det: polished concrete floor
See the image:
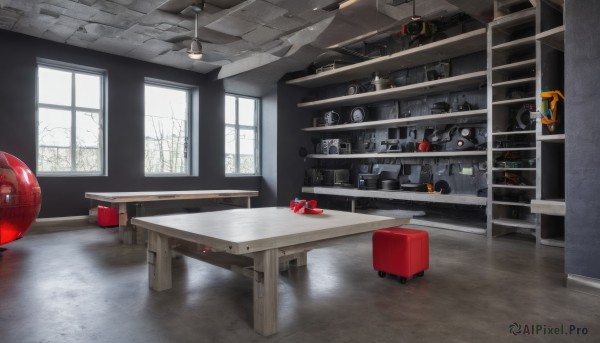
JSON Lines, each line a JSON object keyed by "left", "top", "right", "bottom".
{"left": 1, "top": 225, "right": 598, "bottom": 343}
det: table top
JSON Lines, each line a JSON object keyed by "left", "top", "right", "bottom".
{"left": 131, "top": 207, "right": 409, "bottom": 255}
{"left": 85, "top": 190, "right": 258, "bottom": 203}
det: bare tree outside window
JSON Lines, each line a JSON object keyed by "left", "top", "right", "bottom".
{"left": 225, "top": 94, "right": 259, "bottom": 175}
{"left": 144, "top": 84, "right": 190, "bottom": 175}
{"left": 36, "top": 65, "right": 104, "bottom": 174}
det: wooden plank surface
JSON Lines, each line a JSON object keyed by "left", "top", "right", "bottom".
{"left": 131, "top": 207, "right": 408, "bottom": 255}
{"left": 85, "top": 190, "right": 258, "bottom": 203}
{"left": 286, "top": 28, "right": 487, "bottom": 88}
{"left": 297, "top": 71, "right": 487, "bottom": 109}
{"left": 307, "top": 150, "right": 487, "bottom": 159}
{"left": 530, "top": 199, "right": 565, "bottom": 216}
{"left": 302, "top": 109, "right": 487, "bottom": 132}
{"left": 302, "top": 186, "right": 487, "bottom": 206}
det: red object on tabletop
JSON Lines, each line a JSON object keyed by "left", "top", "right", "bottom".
{"left": 372, "top": 227, "right": 429, "bottom": 284}
{"left": 290, "top": 199, "right": 323, "bottom": 214}
{"left": 0, "top": 151, "right": 42, "bottom": 246}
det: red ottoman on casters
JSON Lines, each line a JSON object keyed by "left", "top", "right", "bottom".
{"left": 373, "top": 227, "right": 429, "bottom": 284}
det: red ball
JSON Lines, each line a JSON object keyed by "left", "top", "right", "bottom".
{"left": 0, "top": 151, "right": 42, "bottom": 246}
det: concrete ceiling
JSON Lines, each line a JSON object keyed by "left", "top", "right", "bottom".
{"left": 0, "top": 0, "right": 492, "bottom": 93}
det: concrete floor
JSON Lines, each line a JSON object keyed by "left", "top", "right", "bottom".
{"left": 1, "top": 225, "right": 598, "bottom": 343}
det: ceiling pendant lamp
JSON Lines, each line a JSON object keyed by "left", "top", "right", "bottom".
{"left": 187, "top": 1, "right": 204, "bottom": 60}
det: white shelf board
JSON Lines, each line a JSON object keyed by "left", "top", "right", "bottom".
{"left": 540, "top": 238, "right": 565, "bottom": 248}
{"left": 302, "top": 186, "right": 487, "bottom": 206}
{"left": 297, "top": 71, "right": 487, "bottom": 110}
{"left": 409, "top": 219, "right": 486, "bottom": 235}
{"left": 492, "top": 77, "right": 536, "bottom": 87}
{"left": 492, "top": 5, "right": 536, "bottom": 28}
{"left": 536, "top": 25, "right": 565, "bottom": 52}
{"left": 491, "top": 184, "right": 536, "bottom": 190}
{"left": 531, "top": 199, "right": 565, "bottom": 216}
{"left": 286, "top": 28, "right": 487, "bottom": 88}
{"left": 537, "top": 134, "right": 565, "bottom": 142}
{"left": 492, "top": 36, "right": 536, "bottom": 53}
{"left": 493, "top": 201, "right": 531, "bottom": 207}
{"left": 492, "top": 59, "right": 536, "bottom": 72}
{"left": 492, "top": 147, "right": 536, "bottom": 151}
{"left": 492, "top": 130, "right": 536, "bottom": 136}
{"left": 307, "top": 151, "right": 487, "bottom": 159}
{"left": 492, "top": 167, "right": 536, "bottom": 171}
{"left": 302, "top": 109, "right": 487, "bottom": 132}
{"left": 492, "top": 97, "right": 536, "bottom": 106}
{"left": 492, "top": 218, "right": 537, "bottom": 229}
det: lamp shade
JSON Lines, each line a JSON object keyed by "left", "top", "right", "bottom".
{"left": 188, "top": 38, "right": 203, "bottom": 60}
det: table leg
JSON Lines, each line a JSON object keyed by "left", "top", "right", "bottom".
{"left": 247, "top": 196, "right": 252, "bottom": 209}
{"left": 135, "top": 203, "right": 147, "bottom": 246}
{"left": 118, "top": 203, "right": 137, "bottom": 244}
{"left": 290, "top": 251, "right": 308, "bottom": 267}
{"left": 147, "top": 231, "right": 172, "bottom": 291}
{"left": 253, "top": 249, "right": 278, "bottom": 336}
{"left": 351, "top": 199, "right": 356, "bottom": 213}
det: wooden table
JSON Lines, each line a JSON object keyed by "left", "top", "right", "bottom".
{"left": 85, "top": 190, "right": 258, "bottom": 244}
{"left": 131, "top": 207, "right": 408, "bottom": 336}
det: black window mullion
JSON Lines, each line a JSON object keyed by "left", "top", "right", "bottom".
{"left": 235, "top": 96, "right": 240, "bottom": 174}
{"left": 71, "top": 72, "right": 77, "bottom": 172}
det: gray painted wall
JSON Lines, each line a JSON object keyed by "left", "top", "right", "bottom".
{"left": 565, "top": 0, "right": 600, "bottom": 279}
{"left": 0, "top": 30, "right": 261, "bottom": 218}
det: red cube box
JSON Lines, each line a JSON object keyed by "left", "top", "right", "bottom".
{"left": 372, "top": 227, "right": 429, "bottom": 283}
{"left": 97, "top": 206, "right": 119, "bottom": 227}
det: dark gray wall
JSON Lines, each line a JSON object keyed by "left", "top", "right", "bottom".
{"left": 258, "top": 83, "right": 312, "bottom": 207}
{"left": 259, "top": 87, "right": 278, "bottom": 207}
{"left": 565, "top": 0, "right": 600, "bottom": 279}
{"left": 0, "top": 30, "right": 261, "bottom": 218}
{"left": 275, "top": 84, "right": 312, "bottom": 206}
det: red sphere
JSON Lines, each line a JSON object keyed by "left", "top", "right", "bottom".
{"left": 0, "top": 151, "right": 42, "bottom": 246}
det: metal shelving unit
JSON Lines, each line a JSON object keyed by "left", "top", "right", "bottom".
{"left": 488, "top": 2, "right": 538, "bottom": 238}
{"left": 289, "top": 27, "right": 489, "bottom": 235}
{"left": 534, "top": 0, "right": 565, "bottom": 247}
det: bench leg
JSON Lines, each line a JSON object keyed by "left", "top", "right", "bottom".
{"left": 147, "top": 231, "right": 172, "bottom": 291}
{"left": 290, "top": 251, "right": 308, "bottom": 267}
{"left": 118, "top": 203, "right": 137, "bottom": 244}
{"left": 253, "top": 249, "right": 278, "bottom": 336}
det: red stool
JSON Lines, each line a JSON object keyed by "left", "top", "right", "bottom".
{"left": 97, "top": 206, "right": 119, "bottom": 227}
{"left": 373, "top": 227, "right": 429, "bottom": 284}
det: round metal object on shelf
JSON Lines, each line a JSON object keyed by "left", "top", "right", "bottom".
{"left": 346, "top": 83, "right": 362, "bottom": 95}
{"left": 434, "top": 180, "right": 451, "bottom": 194}
{"left": 350, "top": 107, "right": 367, "bottom": 123}
{"left": 380, "top": 179, "right": 399, "bottom": 191}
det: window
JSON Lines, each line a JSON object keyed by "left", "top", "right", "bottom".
{"left": 225, "top": 94, "right": 260, "bottom": 175}
{"left": 144, "top": 83, "right": 191, "bottom": 175}
{"left": 36, "top": 64, "right": 105, "bottom": 175}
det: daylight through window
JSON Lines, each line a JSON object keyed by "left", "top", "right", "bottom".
{"left": 144, "top": 83, "right": 191, "bottom": 175}
{"left": 225, "top": 94, "right": 259, "bottom": 175}
{"left": 36, "top": 65, "right": 105, "bottom": 174}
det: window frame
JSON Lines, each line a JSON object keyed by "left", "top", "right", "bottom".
{"left": 225, "top": 93, "right": 261, "bottom": 176}
{"left": 35, "top": 61, "right": 106, "bottom": 176}
{"left": 143, "top": 80, "right": 193, "bottom": 177}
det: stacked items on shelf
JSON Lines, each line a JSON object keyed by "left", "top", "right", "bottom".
{"left": 288, "top": 14, "right": 489, "bottom": 232}
{"left": 532, "top": 0, "right": 565, "bottom": 247}
{"left": 487, "top": 4, "right": 538, "bottom": 238}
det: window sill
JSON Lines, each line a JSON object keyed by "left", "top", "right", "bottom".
{"left": 37, "top": 173, "right": 106, "bottom": 177}
{"left": 226, "top": 174, "right": 262, "bottom": 178}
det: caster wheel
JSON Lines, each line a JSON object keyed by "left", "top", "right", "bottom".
{"left": 417, "top": 271, "right": 425, "bottom": 277}
{"left": 399, "top": 277, "right": 407, "bottom": 284}
{"left": 377, "top": 271, "right": 387, "bottom": 278}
